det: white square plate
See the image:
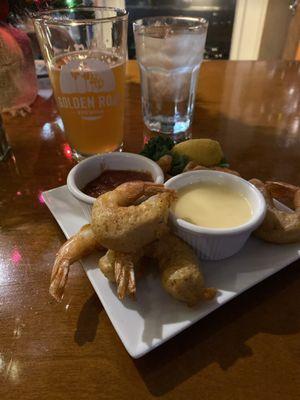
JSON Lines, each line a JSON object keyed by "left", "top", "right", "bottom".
{"left": 43, "top": 186, "right": 300, "bottom": 358}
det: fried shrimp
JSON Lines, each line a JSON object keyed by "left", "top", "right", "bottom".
{"left": 147, "top": 233, "right": 216, "bottom": 306}
{"left": 99, "top": 250, "right": 143, "bottom": 299}
{"left": 99, "top": 234, "right": 216, "bottom": 305}
{"left": 250, "top": 179, "right": 300, "bottom": 244}
{"left": 156, "top": 154, "right": 173, "bottom": 174}
{"left": 184, "top": 162, "right": 240, "bottom": 177}
{"left": 50, "top": 181, "right": 175, "bottom": 301}
{"left": 91, "top": 181, "right": 176, "bottom": 253}
{"left": 50, "top": 224, "right": 102, "bottom": 301}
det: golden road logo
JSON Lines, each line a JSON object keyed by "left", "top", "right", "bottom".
{"left": 70, "top": 70, "right": 105, "bottom": 91}
{"left": 58, "top": 58, "right": 118, "bottom": 121}
{"left": 60, "top": 58, "right": 116, "bottom": 93}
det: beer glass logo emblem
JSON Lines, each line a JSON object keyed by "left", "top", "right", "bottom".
{"left": 58, "top": 58, "right": 117, "bottom": 120}
{"left": 60, "top": 59, "right": 116, "bottom": 93}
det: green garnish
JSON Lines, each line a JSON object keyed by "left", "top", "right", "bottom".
{"left": 140, "top": 136, "right": 174, "bottom": 161}
{"left": 140, "top": 136, "right": 228, "bottom": 175}
{"left": 140, "top": 136, "right": 189, "bottom": 175}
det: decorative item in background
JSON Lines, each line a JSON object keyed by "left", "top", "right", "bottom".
{"left": 0, "top": 23, "right": 38, "bottom": 115}
{"left": 0, "top": 115, "right": 11, "bottom": 161}
{"left": 0, "top": 0, "right": 84, "bottom": 115}
{"left": 5, "top": 0, "right": 85, "bottom": 16}
{"left": 0, "top": 0, "right": 38, "bottom": 116}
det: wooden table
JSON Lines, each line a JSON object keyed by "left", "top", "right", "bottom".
{"left": 1, "top": 61, "right": 300, "bottom": 400}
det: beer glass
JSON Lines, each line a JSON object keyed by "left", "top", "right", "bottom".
{"left": 34, "top": 7, "right": 128, "bottom": 160}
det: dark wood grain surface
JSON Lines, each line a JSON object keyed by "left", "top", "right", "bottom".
{"left": 1, "top": 61, "right": 300, "bottom": 400}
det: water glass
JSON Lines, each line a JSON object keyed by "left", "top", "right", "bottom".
{"left": 133, "top": 16, "right": 208, "bottom": 137}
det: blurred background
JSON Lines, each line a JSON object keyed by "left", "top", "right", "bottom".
{"left": 6, "top": 0, "right": 300, "bottom": 62}
{"left": 126, "top": 0, "right": 300, "bottom": 61}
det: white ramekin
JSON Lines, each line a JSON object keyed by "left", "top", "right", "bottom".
{"left": 67, "top": 152, "right": 164, "bottom": 221}
{"left": 165, "top": 170, "right": 266, "bottom": 260}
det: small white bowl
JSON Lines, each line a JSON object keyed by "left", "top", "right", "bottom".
{"left": 165, "top": 170, "right": 266, "bottom": 260}
{"left": 67, "top": 152, "right": 164, "bottom": 220}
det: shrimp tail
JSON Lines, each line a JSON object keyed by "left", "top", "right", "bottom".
{"left": 50, "top": 224, "right": 101, "bottom": 302}
{"left": 49, "top": 259, "right": 71, "bottom": 302}
{"left": 265, "top": 181, "right": 300, "bottom": 210}
{"left": 115, "top": 254, "right": 136, "bottom": 299}
{"left": 250, "top": 179, "right": 275, "bottom": 207}
{"left": 250, "top": 180, "right": 300, "bottom": 244}
{"left": 99, "top": 250, "right": 144, "bottom": 299}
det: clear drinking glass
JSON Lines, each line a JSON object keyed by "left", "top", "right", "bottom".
{"left": 133, "top": 16, "right": 208, "bottom": 137}
{"left": 33, "top": 7, "right": 128, "bottom": 161}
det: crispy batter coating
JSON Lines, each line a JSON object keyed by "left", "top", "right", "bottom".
{"left": 99, "top": 234, "right": 216, "bottom": 305}
{"left": 157, "top": 154, "right": 173, "bottom": 174}
{"left": 250, "top": 179, "right": 300, "bottom": 244}
{"left": 91, "top": 181, "right": 175, "bottom": 253}
{"left": 147, "top": 234, "right": 216, "bottom": 306}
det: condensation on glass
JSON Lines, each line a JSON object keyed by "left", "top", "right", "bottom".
{"left": 134, "top": 16, "right": 208, "bottom": 137}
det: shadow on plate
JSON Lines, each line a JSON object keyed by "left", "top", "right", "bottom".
{"left": 133, "top": 261, "right": 300, "bottom": 396}
{"left": 118, "top": 258, "right": 222, "bottom": 347}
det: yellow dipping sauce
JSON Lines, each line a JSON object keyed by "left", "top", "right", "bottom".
{"left": 173, "top": 182, "right": 253, "bottom": 229}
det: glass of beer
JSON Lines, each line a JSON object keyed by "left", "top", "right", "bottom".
{"left": 33, "top": 7, "right": 128, "bottom": 160}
